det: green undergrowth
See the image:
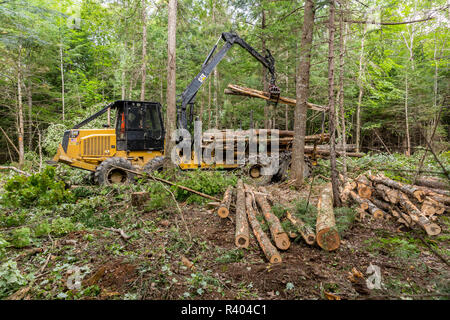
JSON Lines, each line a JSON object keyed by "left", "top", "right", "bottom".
{"left": 315, "top": 151, "right": 449, "bottom": 183}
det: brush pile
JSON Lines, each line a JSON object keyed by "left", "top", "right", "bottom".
{"left": 340, "top": 173, "right": 449, "bottom": 236}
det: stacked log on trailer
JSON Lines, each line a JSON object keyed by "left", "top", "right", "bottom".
{"left": 202, "top": 129, "right": 364, "bottom": 162}
{"left": 341, "top": 173, "right": 448, "bottom": 236}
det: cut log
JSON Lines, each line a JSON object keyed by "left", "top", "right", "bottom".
{"left": 369, "top": 175, "right": 425, "bottom": 202}
{"left": 356, "top": 175, "right": 372, "bottom": 199}
{"left": 254, "top": 192, "right": 290, "bottom": 250}
{"left": 286, "top": 211, "right": 316, "bottom": 245}
{"left": 224, "top": 84, "right": 329, "bottom": 112}
{"left": 423, "top": 196, "right": 445, "bottom": 215}
{"left": 371, "top": 198, "right": 391, "bottom": 212}
{"left": 374, "top": 183, "right": 400, "bottom": 204}
{"left": 217, "top": 186, "right": 233, "bottom": 218}
{"left": 339, "top": 175, "right": 357, "bottom": 203}
{"left": 366, "top": 200, "right": 385, "bottom": 219}
{"left": 316, "top": 183, "right": 340, "bottom": 251}
{"left": 417, "top": 188, "right": 450, "bottom": 205}
{"left": 349, "top": 191, "right": 369, "bottom": 210}
{"left": 415, "top": 176, "right": 449, "bottom": 191}
{"left": 417, "top": 186, "right": 450, "bottom": 197}
{"left": 131, "top": 192, "right": 150, "bottom": 211}
{"left": 235, "top": 180, "right": 249, "bottom": 248}
{"left": 245, "top": 190, "right": 282, "bottom": 263}
{"left": 398, "top": 192, "right": 441, "bottom": 236}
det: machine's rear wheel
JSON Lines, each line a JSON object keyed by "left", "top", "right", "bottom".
{"left": 94, "top": 157, "right": 136, "bottom": 185}
{"left": 143, "top": 156, "right": 164, "bottom": 175}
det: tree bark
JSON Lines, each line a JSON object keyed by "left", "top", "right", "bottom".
{"left": 327, "top": 0, "right": 341, "bottom": 207}
{"left": 59, "top": 43, "right": 65, "bottom": 122}
{"left": 235, "top": 180, "right": 249, "bottom": 247}
{"left": 415, "top": 177, "right": 449, "bottom": 191}
{"left": 17, "top": 46, "right": 25, "bottom": 168}
{"left": 398, "top": 192, "right": 441, "bottom": 236}
{"left": 337, "top": 2, "right": 348, "bottom": 177}
{"left": 316, "top": 183, "right": 340, "bottom": 251}
{"left": 245, "top": 189, "right": 282, "bottom": 263}
{"left": 140, "top": 0, "right": 148, "bottom": 101}
{"left": 218, "top": 185, "right": 233, "bottom": 218}
{"left": 163, "top": 0, "right": 177, "bottom": 169}
{"left": 356, "top": 23, "right": 366, "bottom": 153}
{"left": 286, "top": 211, "right": 315, "bottom": 245}
{"left": 368, "top": 174, "right": 425, "bottom": 202}
{"left": 254, "top": 192, "right": 290, "bottom": 250}
{"left": 291, "top": 0, "right": 315, "bottom": 187}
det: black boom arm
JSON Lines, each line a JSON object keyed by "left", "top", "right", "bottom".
{"left": 176, "top": 32, "right": 278, "bottom": 130}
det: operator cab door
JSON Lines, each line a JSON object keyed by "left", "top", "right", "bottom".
{"left": 115, "top": 101, "right": 164, "bottom": 151}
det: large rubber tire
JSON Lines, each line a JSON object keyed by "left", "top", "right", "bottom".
{"left": 94, "top": 157, "right": 136, "bottom": 185}
{"left": 274, "top": 154, "right": 312, "bottom": 182}
{"left": 143, "top": 156, "right": 164, "bottom": 174}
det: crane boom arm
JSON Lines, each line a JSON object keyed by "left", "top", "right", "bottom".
{"left": 177, "top": 32, "right": 278, "bottom": 129}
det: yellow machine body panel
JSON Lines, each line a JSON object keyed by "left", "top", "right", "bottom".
{"left": 53, "top": 128, "right": 164, "bottom": 172}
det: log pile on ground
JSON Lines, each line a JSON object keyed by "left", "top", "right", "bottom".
{"left": 341, "top": 173, "right": 448, "bottom": 236}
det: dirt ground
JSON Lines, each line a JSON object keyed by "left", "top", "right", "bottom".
{"left": 13, "top": 181, "right": 449, "bottom": 300}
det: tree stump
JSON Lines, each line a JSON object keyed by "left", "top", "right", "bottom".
{"left": 131, "top": 192, "right": 150, "bottom": 211}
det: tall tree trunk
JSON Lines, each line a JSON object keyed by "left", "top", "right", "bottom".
{"left": 59, "top": 44, "right": 65, "bottom": 122}
{"left": 292, "top": 0, "right": 315, "bottom": 187}
{"left": 17, "top": 47, "right": 25, "bottom": 168}
{"left": 140, "top": 0, "right": 148, "bottom": 101}
{"left": 208, "top": 76, "right": 212, "bottom": 129}
{"left": 26, "top": 78, "right": 32, "bottom": 150}
{"left": 404, "top": 73, "right": 411, "bottom": 156}
{"left": 356, "top": 23, "right": 366, "bottom": 153}
{"left": 164, "top": 0, "right": 177, "bottom": 169}
{"left": 327, "top": 0, "right": 341, "bottom": 207}
{"left": 401, "top": 1, "right": 416, "bottom": 157}
{"left": 261, "top": 7, "right": 270, "bottom": 129}
{"left": 337, "top": 2, "right": 348, "bottom": 178}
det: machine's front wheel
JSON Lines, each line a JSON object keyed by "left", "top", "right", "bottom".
{"left": 143, "top": 156, "right": 164, "bottom": 175}
{"left": 94, "top": 157, "right": 136, "bottom": 185}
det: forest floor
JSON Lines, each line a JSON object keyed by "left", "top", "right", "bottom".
{"left": 1, "top": 165, "right": 449, "bottom": 300}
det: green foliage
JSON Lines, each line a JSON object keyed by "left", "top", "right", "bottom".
{"left": 174, "top": 170, "right": 238, "bottom": 204}
{"left": 1, "top": 167, "right": 75, "bottom": 208}
{"left": 0, "top": 235, "right": 9, "bottom": 260}
{"left": 0, "top": 261, "right": 31, "bottom": 299}
{"left": 11, "top": 227, "right": 32, "bottom": 248}
{"left": 215, "top": 249, "right": 244, "bottom": 264}
{"left": 0, "top": 210, "right": 28, "bottom": 227}
{"left": 51, "top": 217, "right": 75, "bottom": 237}
{"left": 365, "top": 236, "right": 421, "bottom": 260}
{"left": 271, "top": 203, "right": 287, "bottom": 219}
{"left": 334, "top": 206, "right": 357, "bottom": 235}
{"left": 292, "top": 199, "right": 317, "bottom": 230}
{"left": 34, "top": 222, "right": 51, "bottom": 238}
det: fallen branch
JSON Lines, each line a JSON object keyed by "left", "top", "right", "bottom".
{"left": 0, "top": 165, "right": 31, "bottom": 176}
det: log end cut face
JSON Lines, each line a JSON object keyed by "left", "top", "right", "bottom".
{"left": 316, "top": 228, "right": 340, "bottom": 251}
{"left": 424, "top": 223, "right": 442, "bottom": 236}
{"left": 235, "top": 235, "right": 249, "bottom": 248}
{"left": 217, "top": 206, "right": 230, "bottom": 218}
